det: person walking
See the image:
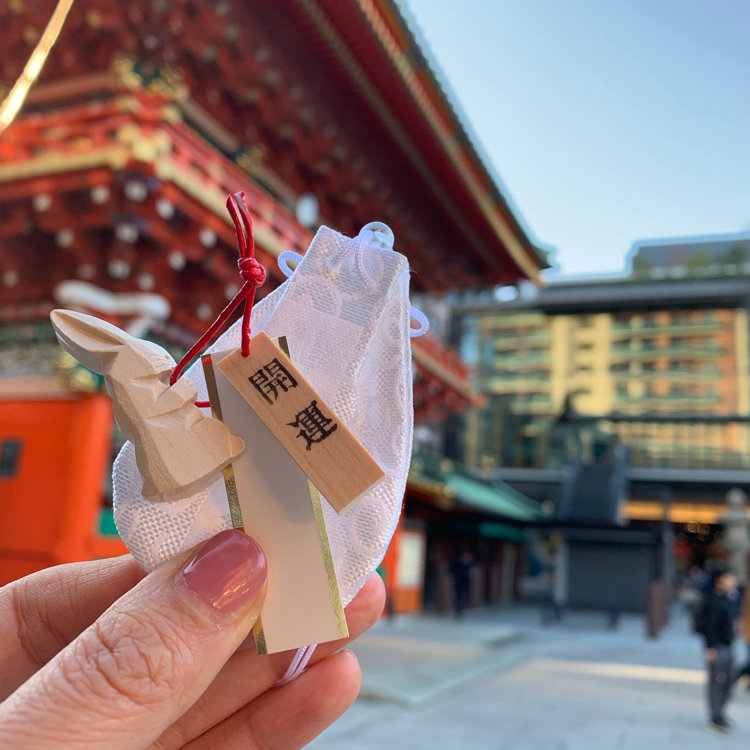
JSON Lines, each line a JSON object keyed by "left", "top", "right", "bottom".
{"left": 449, "top": 551, "right": 475, "bottom": 619}
{"left": 701, "top": 569, "right": 738, "bottom": 732}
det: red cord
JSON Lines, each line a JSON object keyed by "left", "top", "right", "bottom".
{"left": 169, "top": 192, "right": 266, "bottom": 406}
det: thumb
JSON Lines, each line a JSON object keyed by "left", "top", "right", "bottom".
{"left": 0, "top": 529, "right": 266, "bottom": 750}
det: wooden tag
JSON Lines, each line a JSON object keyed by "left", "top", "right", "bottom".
{"left": 203, "top": 347, "right": 348, "bottom": 653}
{"left": 217, "top": 332, "right": 385, "bottom": 513}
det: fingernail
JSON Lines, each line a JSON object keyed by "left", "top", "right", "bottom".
{"left": 179, "top": 530, "right": 266, "bottom": 615}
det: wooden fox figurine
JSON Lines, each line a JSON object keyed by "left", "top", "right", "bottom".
{"left": 50, "top": 309, "right": 245, "bottom": 502}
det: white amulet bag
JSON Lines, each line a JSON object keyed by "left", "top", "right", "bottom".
{"left": 113, "top": 224, "right": 414, "bottom": 606}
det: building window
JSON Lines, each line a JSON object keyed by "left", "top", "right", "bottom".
{"left": 577, "top": 342, "right": 593, "bottom": 351}
{"left": 0, "top": 439, "right": 22, "bottom": 478}
{"left": 459, "top": 326, "right": 478, "bottom": 366}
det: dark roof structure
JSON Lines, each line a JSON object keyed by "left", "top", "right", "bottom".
{"left": 631, "top": 234, "right": 750, "bottom": 271}
{"left": 456, "top": 273, "right": 750, "bottom": 316}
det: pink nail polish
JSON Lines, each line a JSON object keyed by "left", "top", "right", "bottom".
{"left": 179, "top": 530, "right": 267, "bottom": 614}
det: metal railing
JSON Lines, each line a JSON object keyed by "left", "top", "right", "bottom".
{"left": 467, "top": 416, "right": 750, "bottom": 472}
{"left": 611, "top": 320, "right": 723, "bottom": 337}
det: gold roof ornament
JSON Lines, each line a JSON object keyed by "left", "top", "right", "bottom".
{"left": 0, "top": 0, "right": 74, "bottom": 135}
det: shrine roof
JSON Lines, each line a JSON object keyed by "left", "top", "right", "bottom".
{"left": 338, "top": 0, "right": 548, "bottom": 279}
{"left": 1, "top": 0, "right": 547, "bottom": 289}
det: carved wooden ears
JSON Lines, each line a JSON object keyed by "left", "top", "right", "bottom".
{"left": 50, "top": 309, "right": 245, "bottom": 502}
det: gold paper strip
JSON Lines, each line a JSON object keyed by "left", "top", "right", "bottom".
{"left": 203, "top": 340, "right": 346, "bottom": 652}
{"left": 308, "top": 480, "right": 347, "bottom": 638}
{"left": 205, "top": 352, "right": 265, "bottom": 647}
{"left": 202, "top": 354, "right": 244, "bottom": 529}
{"left": 278, "top": 337, "right": 347, "bottom": 639}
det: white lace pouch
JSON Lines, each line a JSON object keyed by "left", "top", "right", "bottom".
{"left": 113, "top": 223, "right": 414, "bottom": 607}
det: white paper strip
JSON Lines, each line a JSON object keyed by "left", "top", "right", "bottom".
{"left": 204, "top": 348, "right": 347, "bottom": 654}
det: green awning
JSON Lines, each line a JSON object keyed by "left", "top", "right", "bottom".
{"left": 445, "top": 473, "right": 544, "bottom": 522}
{"left": 478, "top": 522, "right": 526, "bottom": 543}
{"left": 453, "top": 521, "right": 527, "bottom": 543}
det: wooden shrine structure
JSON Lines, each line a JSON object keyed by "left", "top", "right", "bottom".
{"left": 0, "top": 0, "right": 546, "bottom": 593}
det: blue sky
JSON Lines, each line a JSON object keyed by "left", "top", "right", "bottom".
{"left": 404, "top": 0, "right": 750, "bottom": 278}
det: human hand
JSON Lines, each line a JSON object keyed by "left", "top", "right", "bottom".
{"left": 705, "top": 647, "right": 717, "bottom": 663}
{"left": 0, "top": 529, "right": 384, "bottom": 749}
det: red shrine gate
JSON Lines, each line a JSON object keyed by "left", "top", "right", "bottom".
{"left": 0, "top": 0, "right": 546, "bottom": 600}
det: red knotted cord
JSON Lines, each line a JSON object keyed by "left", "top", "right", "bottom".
{"left": 169, "top": 192, "right": 266, "bottom": 407}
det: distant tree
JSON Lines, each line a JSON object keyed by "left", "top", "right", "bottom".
{"left": 685, "top": 249, "right": 712, "bottom": 277}
{"left": 631, "top": 254, "right": 653, "bottom": 279}
{"left": 725, "top": 244, "right": 747, "bottom": 267}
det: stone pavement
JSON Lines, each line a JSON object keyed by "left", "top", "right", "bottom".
{"left": 309, "top": 604, "right": 750, "bottom": 749}
{"left": 352, "top": 612, "right": 518, "bottom": 705}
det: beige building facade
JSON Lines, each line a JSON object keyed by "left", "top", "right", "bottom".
{"left": 457, "top": 278, "right": 750, "bottom": 471}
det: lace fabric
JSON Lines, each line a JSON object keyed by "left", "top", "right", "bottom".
{"left": 113, "top": 225, "right": 413, "bottom": 608}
